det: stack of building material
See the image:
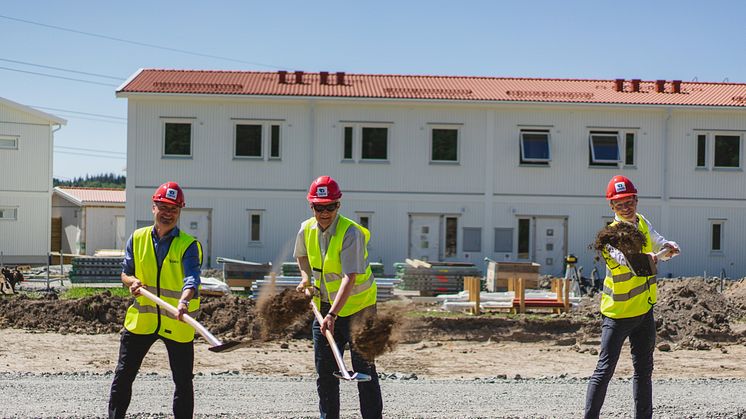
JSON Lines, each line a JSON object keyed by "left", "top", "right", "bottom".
{"left": 69, "top": 256, "right": 122, "bottom": 283}
{"left": 250, "top": 276, "right": 401, "bottom": 302}
{"left": 394, "top": 261, "right": 482, "bottom": 296}
{"left": 216, "top": 257, "right": 272, "bottom": 289}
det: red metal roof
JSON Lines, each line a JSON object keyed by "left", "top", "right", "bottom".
{"left": 117, "top": 69, "right": 746, "bottom": 107}
{"left": 55, "top": 187, "right": 125, "bottom": 205}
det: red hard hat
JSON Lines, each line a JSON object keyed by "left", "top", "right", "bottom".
{"left": 152, "top": 181, "right": 186, "bottom": 208}
{"left": 605, "top": 175, "right": 637, "bottom": 200}
{"left": 307, "top": 176, "right": 342, "bottom": 203}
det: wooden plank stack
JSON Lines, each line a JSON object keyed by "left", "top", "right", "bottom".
{"left": 485, "top": 261, "right": 541, "bottom": 292}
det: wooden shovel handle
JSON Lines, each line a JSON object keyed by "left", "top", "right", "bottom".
{"left": 310, "top": 301, "right": 352, "bottom": 380}
{"left": 138, "top": 287, "right": 221, "bottom": 347}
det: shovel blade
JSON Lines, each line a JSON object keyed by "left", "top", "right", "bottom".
{"left": 333, "top": 370, "right": 372, "bottom": 382}
{"left": 208, "top": 340, "right": 248, "bottom": 353}
{"left": 626, "top": 253, "right": 657, "bottom": 277}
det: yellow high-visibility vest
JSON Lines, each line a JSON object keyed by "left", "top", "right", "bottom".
{"left": 304, "top": 215, "right": 376, "bottom": 317}
{"left": 124, "top": 226, "right": 202, "bottom": 343}
{"left": 599, "top": 214, "right": 656, "bottom": 319}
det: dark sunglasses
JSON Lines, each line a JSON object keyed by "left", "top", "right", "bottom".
{"left": 312, "top": 202, "right": 339, "bottom": 213}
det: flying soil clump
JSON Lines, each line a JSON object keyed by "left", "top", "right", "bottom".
{"left": 351, "top": 310, "right": 403, "bottom": 362}
{"left": 255, "top": 288, "right": 311, "bottom": 339}
{"left": 590, "top": 221, "right": 647, "bottom": 259}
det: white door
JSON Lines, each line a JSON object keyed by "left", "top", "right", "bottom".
{"left": 115, "top": 216, "right": 126, "bottom": 250}
{"left": 180, "top": 209, "right": 211, "bottom": 268}
{"left": 409, "top": 215, "right": 440, "bottom": 261}
{"left": 534, "top": 217, "right": 566, "bottom": 276}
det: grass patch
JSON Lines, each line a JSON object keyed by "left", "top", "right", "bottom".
{"left": 60, "top": 287, "right": 130, "bottom": 299}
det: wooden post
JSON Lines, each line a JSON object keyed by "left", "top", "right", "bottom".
{"left": 518, "top": 277, "right": 525, "bottom": 314}
{"left": 508, "top": 276, "right": 514, "bottom": 292}
{"left": 464, "top": 276, "right": 481, "bottom": 315}
{"left": 563, "top": 276, "right": 570, "bottom": 313}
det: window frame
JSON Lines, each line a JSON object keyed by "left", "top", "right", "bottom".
{"left": 233, "top": 120, "right": 283, "bottom": 161}
{"left": 339, "top": 122, "right": 392, "bottom": 163}
{"left": 588, "top": 129, "right": 637, "bottom": 167}
{"left": 429, "top": 125, "right": 460, "bottom": 164}
{"left": 162, "top": 119, "right": 194, "bottom": 158}
{"left": 494, "top": 227, "right": 514, "bottom": 253}
{"left": 0, "top": 207, "right": 18, "bottom": 221}
{"left": 519, "top": 129, "right": 551, "bottom": 165}
{"left": 247, "top": 209, "right": 265, "bottom": 246}
{"left": 462, "top": 227, "right": 482, "bottom": 253}
{"left": 355, "top": 211, "right": 373, "bottom": 231}
{"left": 710, "top": 219, "right": 725, "bottom": 253}
{"left": 712, "top": 133, "right": 741, "bottom": 169}
{"left": 696, "top": 133, "right": 708, "bottom": 168}
{"left": 444, "top": 216, "right": 458, "bottom": 258}
{"left": 589, "top": 131, "right": 621, "bottom": 165}
{"left": 0, "top": 135, "right": 19, "bottom": 150}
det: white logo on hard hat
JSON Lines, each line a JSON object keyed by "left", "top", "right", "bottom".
{"left": 614, "top": 182, "right": 626, "bottom": 193}
{"left": 317, "top": 186, "right": 328, "bottom": 197}
{"left": 165, "top": 188, "right": 178, "bottom": 200}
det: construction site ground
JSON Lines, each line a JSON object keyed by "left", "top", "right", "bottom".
{"left": 2, "top": 277, "right": 746, "bottom": 417}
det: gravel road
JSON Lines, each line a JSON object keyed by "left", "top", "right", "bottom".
{"left": 2, "top": 373, "right": 745, "bottom": 418}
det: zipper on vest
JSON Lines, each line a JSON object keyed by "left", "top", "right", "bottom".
{"left": 154, "top": 232, "right": 162, "bottom": 335}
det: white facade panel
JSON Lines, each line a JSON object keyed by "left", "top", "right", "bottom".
{"left": 84, "top": 207, "right": 125, "bottom": 255}
{"left": 0, "top": 111, "right": 53, "bottom": 192}
{"left": 0, "top": 192, "right": 50, "bottom": 261}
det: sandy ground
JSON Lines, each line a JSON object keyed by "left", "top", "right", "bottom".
{"left": 3, "top": 328, "right": 746, "bottom": 380}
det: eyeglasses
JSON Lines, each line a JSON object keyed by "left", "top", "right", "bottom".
{"left": 611, "top": 199, "right": 637, "bottom": 210}
{"left": 312, "top": 202, "right": 339, "bottom": 213}
{"left": 154, "top": 203, "right": 180, "bottom": 213}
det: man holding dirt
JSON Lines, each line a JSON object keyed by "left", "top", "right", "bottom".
{"left": 108, "top": 182, "right": 202, "bottom": 419}
{"left": 585, "top": 175, "right": 680, "bottom": 419}
{"left": 294, "top": 175, "right": 383, "bottom": 419}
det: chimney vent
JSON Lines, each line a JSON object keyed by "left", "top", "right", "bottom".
{"left": 278, "top": 71, "right": 287, "bottom": 84}
{"left": 672, "top": 80, "right": 682, "bottom": 93}
{"left": 630, "top": 79, "right": 641, "bottom": 92}
{"left": 295, "top": 71, "right": 304, "bottom": 84}
{"left": 614, "top": 79, "right": 625, "bottom": 92}
{"left": 320, "top": 71, "right": 329, "bottom": 85}
{"left": 336, "top": 71, "right": 346, "bottom": 85}
{"left": 655, "top": 80, "right": 666, "bottom": 93}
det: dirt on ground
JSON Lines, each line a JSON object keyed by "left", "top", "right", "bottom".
{"left": 0, "top": 278, "right": 745, "bottom": 351}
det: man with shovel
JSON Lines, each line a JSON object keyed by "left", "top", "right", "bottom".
{"left": 108, "top": 181, "right": 202, "bottom": 419}
{"left": 585, "top": 175, "right": 679, "bottom": 419}
{"left": 294, "top": 175, "right": 383, "bottom": 419}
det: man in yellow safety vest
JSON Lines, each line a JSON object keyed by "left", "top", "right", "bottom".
{"left": 108, "top": 181, "right": 202, "bottom": 419}
{"left": 295, "top": 175, "right": 382, "bottom": 419}
{"left": 585, "top": 175, "right": 679, "bottom": 419}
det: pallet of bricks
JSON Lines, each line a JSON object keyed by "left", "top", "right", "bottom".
{"left": 394, "top": 259, "right": 482, "bottom": 296}
{"left": 69, "top": 256, "right": 123, "bottom": 284}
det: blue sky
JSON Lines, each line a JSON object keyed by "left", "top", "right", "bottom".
{"left": 2, "top": 0, "right": 746, "bottom": 180}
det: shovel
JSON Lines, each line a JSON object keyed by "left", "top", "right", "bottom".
{"left": 139, "top": 288, "right": 245, "bottom": 353}
{"left": 310, "top": 301, "right": 372, "bottom": 382}
{"left": 626, "top": 248, "right": 673, "bottom": 277}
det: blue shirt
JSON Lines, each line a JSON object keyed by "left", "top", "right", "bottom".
{"left": 121, "top": 226, "right": 202, "bottom": 294}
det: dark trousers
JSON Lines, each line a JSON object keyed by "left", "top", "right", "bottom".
{"left": 108, "top": 330, "right": 195, "bottom": 419}
{"left": 585, "top": 309, "right": 656, "bottom": 419}
{"left": 313, "top": 303, "right": 383, "bottom": 419}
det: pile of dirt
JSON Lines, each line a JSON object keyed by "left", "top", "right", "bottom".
{"left": 255, "top": 288, "right": 312, "bottom": 340}
{"left": 590, "top": 222, "right": 646, "bottom": 259}
{"left": 351, "top": 310, "right": 402, "bottom": 361}
{"left": 655, "top": 278, "right": 746, "bottom": 349}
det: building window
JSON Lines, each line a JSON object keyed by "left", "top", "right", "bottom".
{"left": 235, "top": 124, "right": 263, "bottom": 157}
{"left": 517, "top": 218, "right": 530, "bottom": 259}
{"left": 0, "top": 135, "right": 18, "bottom": 149}
{"left": 343, "top": 127, "right": 354, "bottom": 160}
{"left": 494, "top": 228, "right": 513, "bottom": 252}
{"left": 696, "top": 134, "right": 707, "bottom": 168}
{"left": 234, "top": 122, "right": 282, "bottom": 160}
{"left": 431, "top": 128, "right": 459, "bottom": 162}
{"left": 361, "top": 127, "right": 388, "bottom": 160}
{"left": 0, "top": 208, "right": 17, "bottom": 220}
{"left": 624, "top": 133, "right": 635, "bottom": 166}
{"left": 356, "top": 212, "right": 373, "bottom": 230}
{"left": 463, "top": 227, "right": 482, "bottom": 252}
{"left": 714, "top": 135, "right": 740, "bottom": 168}
{"left": 520, "top": 129, "right": 550, "bottom": 165}
{"left": 445, "top": 217, "right": 458, "bottom": 257}
{"left": 711, "top": 220, "right": 724, "bottom": 252}
{"left": 270, "top": 125, "right": 281, "bottom": 159}
{"left": 589, "top": 131, "right": 620, "bottom": 166}
{"left": 248, "top": 211, "right": 263, "bottom": 244}
{"left": 163, "top": 121, "right": 192, "bottom": 157}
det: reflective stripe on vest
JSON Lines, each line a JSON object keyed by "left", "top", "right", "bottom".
{"left": 124, "top": 226, "right": 202, "bottom": 343}
{"left": 599, "top": 214, "right": 656, "bottom": 319}
{"left": 304, "top": 215, "right": 376, "bottom": 317}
